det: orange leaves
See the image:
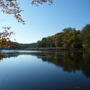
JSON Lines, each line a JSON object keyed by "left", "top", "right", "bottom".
{"left": 0, "top": 0, "right": 24, "bottom": 24}
{"left": 15, "top": 14, "right": 25, "bottom": 24}
{"left": 0, "top": 27, "right": 14, "bottom": 48}
{"left": 0, "top": 39, "right": 13, "bottom": 48}
{"left": 0, "top": 0, "right": 53, "bottom": 24}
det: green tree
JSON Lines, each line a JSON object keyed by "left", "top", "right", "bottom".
{"left": 41, "top": 38, "right": 47, "bottom": 47}
{"left": 70, "top": 30, "right": 82, "bottom": 48}
{"left": 81, "top": 24, "right": 90, "bottom": 48}
{"left": 63, "top": 28, "right": 82, "bottom": 48}
{"left": 63, "top": 28, "right": 76, "bottom": 48}
{"left": 55, "top": 33, "right": 64, "bottom": 47}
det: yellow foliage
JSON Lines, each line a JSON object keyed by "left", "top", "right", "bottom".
{"left": 0, "top": 27, "right": 14, "bottom": 48}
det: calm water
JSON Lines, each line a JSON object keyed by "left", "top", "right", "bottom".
{"left": 0, "top": 50, "right": 90, "bottom": 90}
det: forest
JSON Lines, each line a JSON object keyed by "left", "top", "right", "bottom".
{"left": 4, "top": 24, "right": 90, "bottom": 50}
{"left": 24, "top": 24, "right": 90, "bottom": 49}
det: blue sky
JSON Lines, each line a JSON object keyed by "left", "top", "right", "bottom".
{"left": 0, "top": 0, "right": 90, "bottom": 43}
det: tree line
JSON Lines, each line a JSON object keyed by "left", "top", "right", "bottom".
{"left": 28, "top": 24, "right": 90, "bottom": 49}
{"left": 1, "top": 24, "right": 90, "bottom": 50}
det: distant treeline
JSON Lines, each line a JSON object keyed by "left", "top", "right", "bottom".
{"left": 26, "top": 24, "right": 90, "bottom": 49}
{"left": 4, "top": 24, "right": 90, "bottom": 50}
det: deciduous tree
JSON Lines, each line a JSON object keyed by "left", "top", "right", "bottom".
{"left": 0, "top": 0, "right": 53, "bottom": 24}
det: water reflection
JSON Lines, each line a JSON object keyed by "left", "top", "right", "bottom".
{"left": 0, "top": 50, "right": 39, "bottom": 61}
{"left": 0, "top": 51, "right": 19, "bottom": 61}
{"left": 0, "top": 50, "right": 90, "bottom": 78}
{"left": 26, "top": 51, "right": 90, "bottom": 78}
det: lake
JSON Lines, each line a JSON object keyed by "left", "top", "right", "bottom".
{"left": 0, "top": 50, "right": 90, "bottom": 90}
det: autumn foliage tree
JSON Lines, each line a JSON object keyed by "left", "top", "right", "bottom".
{"left": 0, "top": 0, "right": 52, "bottom": 48}
{"left": 0, "top": 27, "right": 14, "bottom": 48}
{"left": 0, "top": 0, "right": 53, "bottom": 24}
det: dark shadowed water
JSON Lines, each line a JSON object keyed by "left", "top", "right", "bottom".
{"left": 0, "top": 50, "right": 90, "bottom": 90}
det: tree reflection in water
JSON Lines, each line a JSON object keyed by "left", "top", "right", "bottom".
{"left": 30, "top": 51, "right": 90, "bottom": 78}
{"left": 0, "top": 51, "right": 19, "bottom": 61}
{"left": 0, "top": 50, "right": 90, "bottom": 78}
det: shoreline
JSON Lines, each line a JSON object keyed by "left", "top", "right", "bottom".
{"left": 0, "top": 48, "right": 89, "bottom": 52}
